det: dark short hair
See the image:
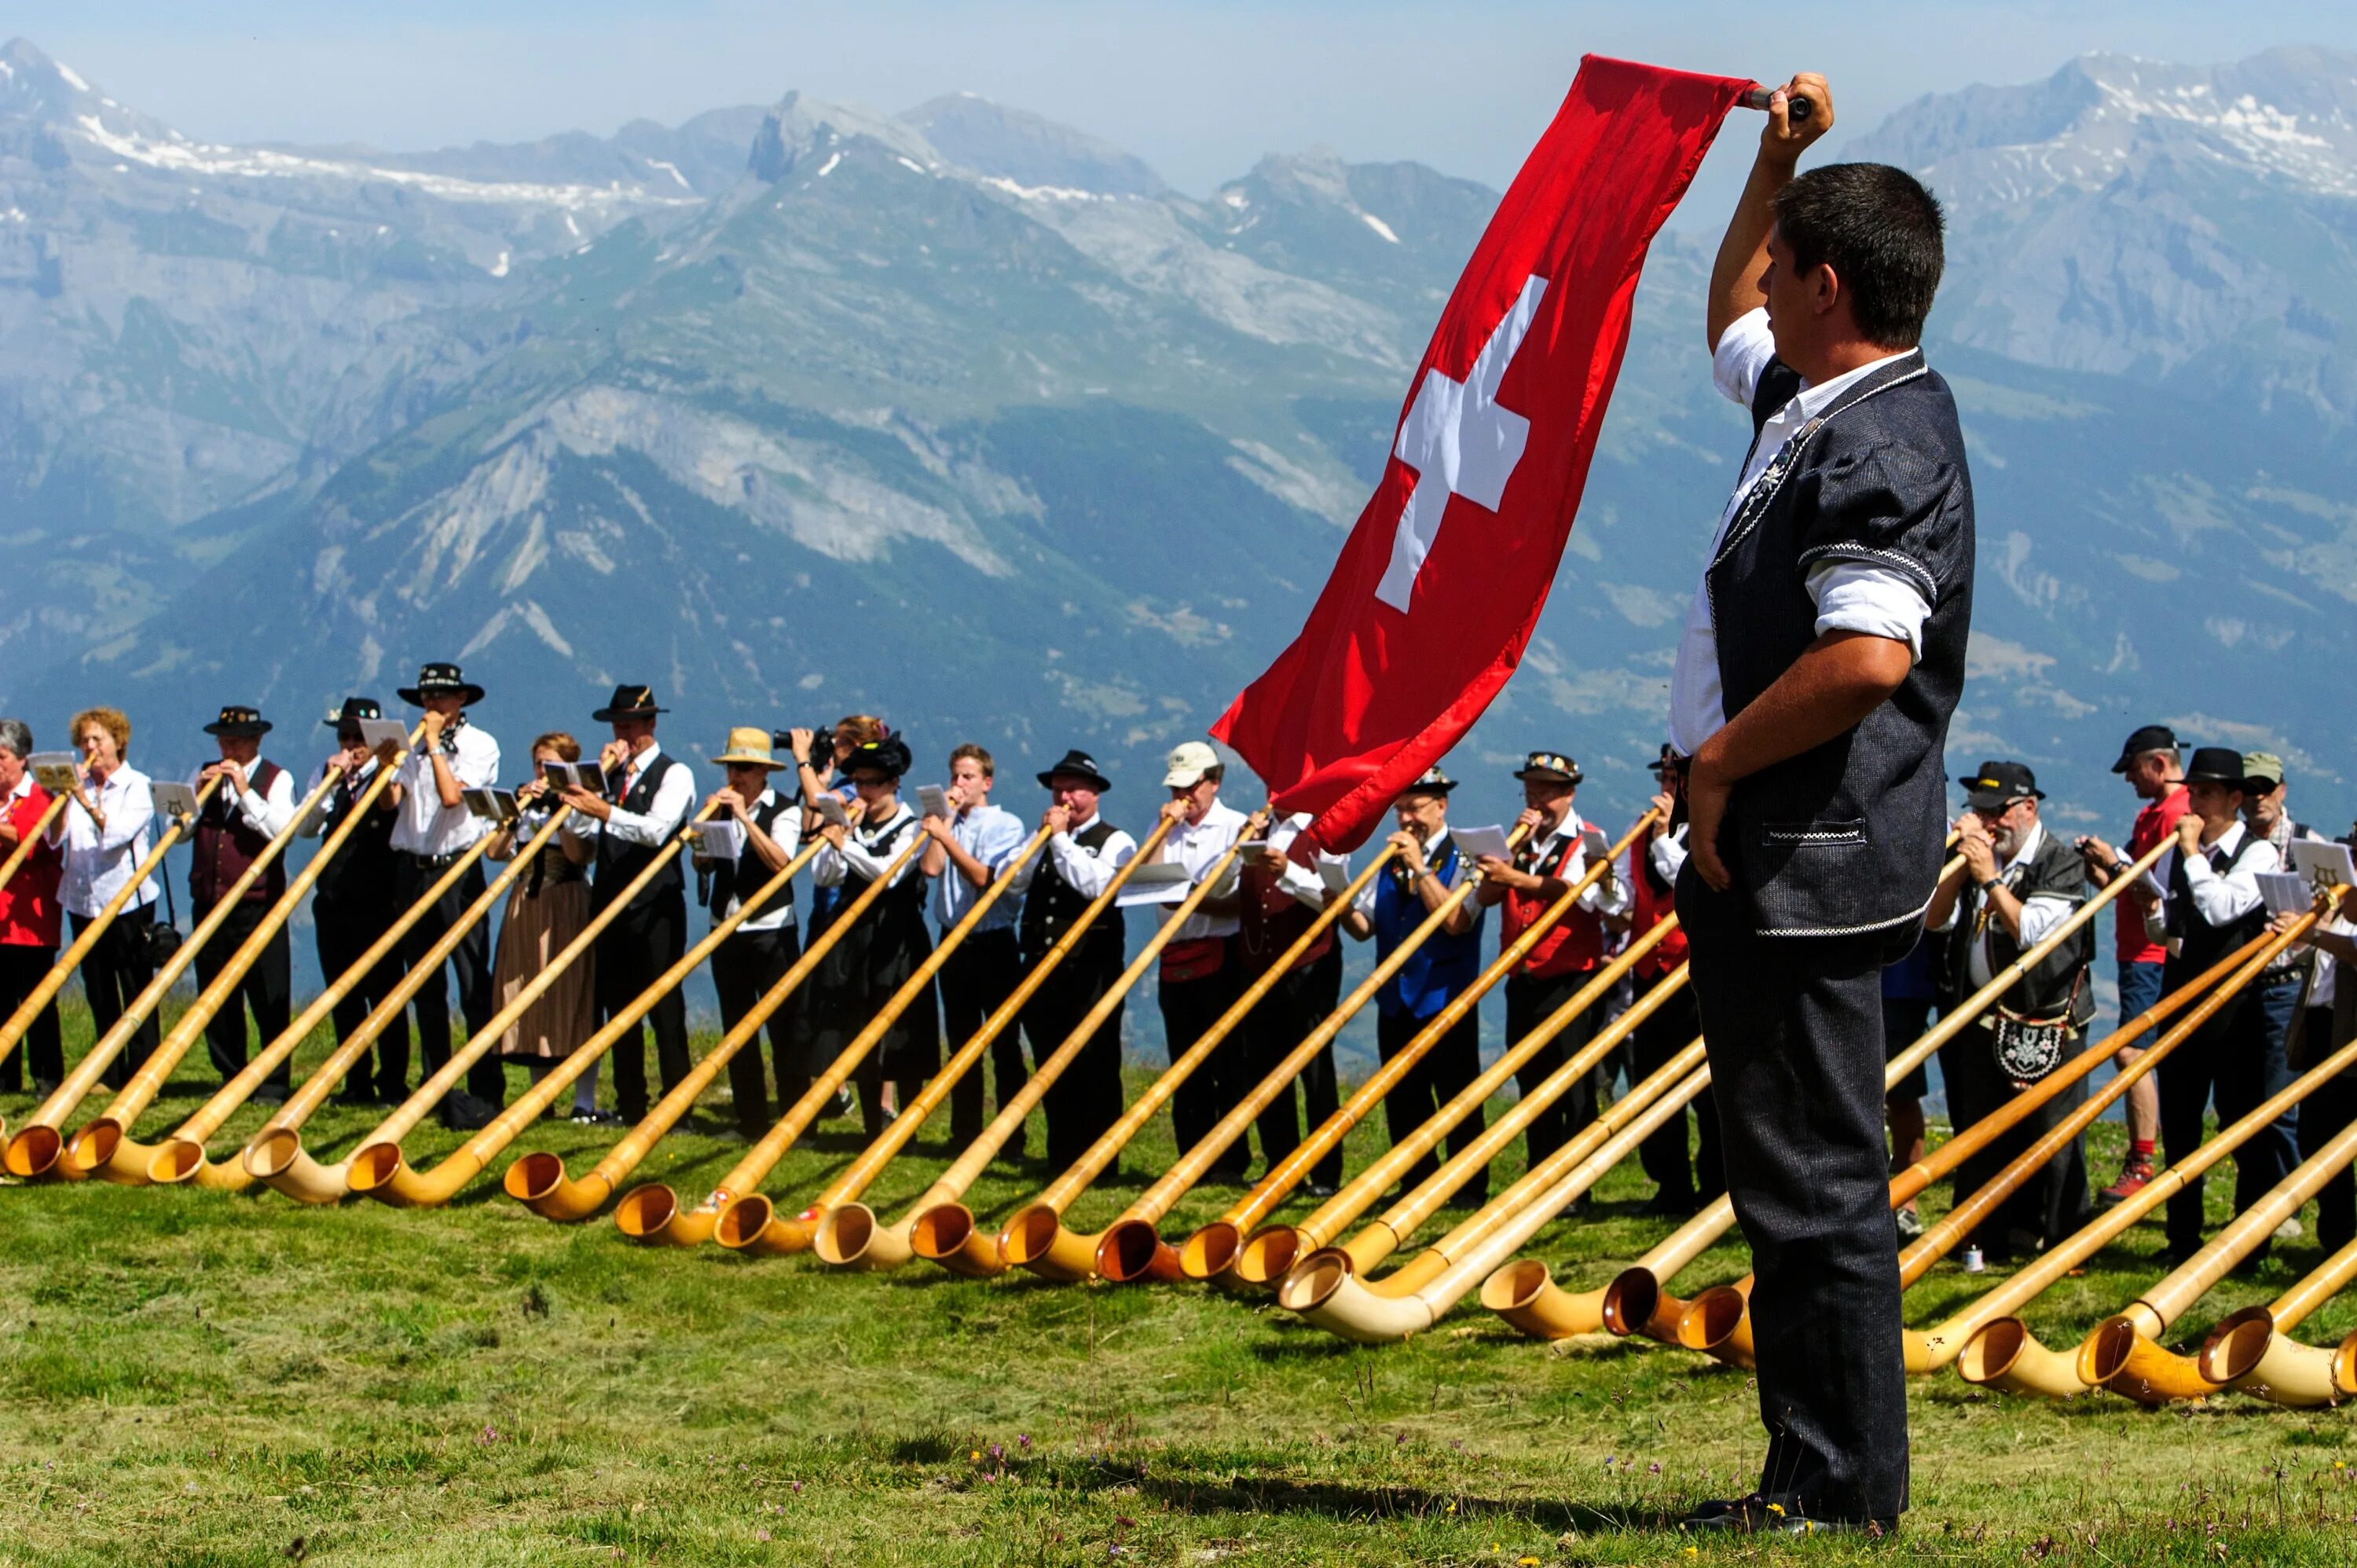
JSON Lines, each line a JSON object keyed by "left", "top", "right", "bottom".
{"left": 1772, "top": 163, "right": 1945, "bottom": 348}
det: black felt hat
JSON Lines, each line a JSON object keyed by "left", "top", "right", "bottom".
{"left": 203, "top": 704, "right": 272, "bottom": 738}
{"left": 2109, "top": 724, "right": 2179, "bottom": 775}
{"left": 323, "top": 698, "right": 383, "bottom": 731}
{"left": 1399, "top": 764, "right": 1457, "bottom": 797}
{"left": 2183, "top": 747, "right": 2247, "bottom": 788}
{"left": 1513, "top": 749, "right": 1582, "bottom": 786}
{"left": 1646, "top": 743, "right": 1677, "bottom": 776}
{"left": 398, "top": 662, "right": 486, "bottom": 707}
{"left": 842, "top": 735, "right": 913, "bottom": 780}
{"left": 1958, "top": 760, "right": 2044, "bottom": 811}
{"left": 592, "top": 683, "right": 668, "bottom": 723}
{"left": 1036, "top": 748, "right": 1113, "bottom": 793}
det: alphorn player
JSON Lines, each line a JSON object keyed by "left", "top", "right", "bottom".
{"left": 924, "top": 743, "right": 1036, "bottom": 1152}
{"left": 808, "top": 735, "right": 936, "bottom": 1137}
{"left": 390, "top": 662, "right": 504, "bottom": 1127}
{"left": 1627, "top": 743, "right": 1714, "bottom": 1217}
{"left": 52, "top": 707, "right": 161, "bottom": 1090}
{"left": 1674, "top": 76, "right": 1969, "bottom": 1535}
{"left": 306, "top": 700, "right": 405, "bottom": 1105}
{"left": 1152, "top": 741, "right": 1252, "bottom": 1182}
{"left": 695, "top": 728, "right": 803, "bottom": 1139}
{"left": 1339, "top": 765, "right": 1487, "bottom": 1205}
{"left": 1021, "top": 749, "right": 1134, "bottom": 1171}
{"left": 1923, "top": 762, "right": 2094, "bottom": 1256}
{"left": 2239, "top": 749, "right": 2333, "bottom": 1234}
{"left": 1241, "top": 813, "right": 1350, "bottom": 1194}
{"left": 186, "top": 705, "right": 297, "bottom": 1100}
{"left": 559, "top": 684, "right": 697, "bottom": 1124}
{"left": 0, "top": 718, "right": 64, "bottom": 1097}
{"left": 1474, "top": 749, "right": 1629, "bottom": 1171}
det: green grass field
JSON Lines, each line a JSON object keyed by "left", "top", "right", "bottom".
{"left": 3, "top": 1000, "right": 2353, "bottom": 1566}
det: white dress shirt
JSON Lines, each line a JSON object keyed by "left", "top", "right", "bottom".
{"left": 390, "top": 721, "right": 501, "bottom": 857}
{"left": 1043, "top": 811, "right": 1137, "bottom": 899}
{"left": 1268, "top": 813, "right": 1348, "bottom": 910}
{"left": 1524, "top": 811, "right": 1633, "bottom": 921}
{"left": 698, "top": 786, "right": 801, "bottom": 933}
{"left": 933, "top": 800, "right": 1033, "bottom": 932}
{"left": 187, "top": 759, "right": 297, "bottom": 840}
{"left": 1929, "top": 821, "right": 2077, "bottom": 988}
{"left": 2151, "top": 820, "right": 2278, "bottom": 944}
{"left": 816, "top": 801, "right": 929, "bottom": 891}
{"left": 567, "top": 739, "right": 697, "bottom": 850}
{"left": 1667, "top": 309, "right": 1934, "bottom": 757}
{"left": 1644, "top": 822, "right": 1690, "bottom": 885}
{"left": 51, "top": 763, "right": 158, "bottom": 918}
{"left": 1159, "top": 797, "right": 1250, "bottom": 940}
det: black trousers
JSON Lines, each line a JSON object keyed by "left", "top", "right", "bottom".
{"left": 2159, "top": 969, "right": 2300, "bottom": 1258}
{"left": 1242, "top": 945, "right": 1346, "bottom": 1186}
{"left": 2297, "top": 1004, "right": 2353, "bottom": 1251}
{"left": 1376, "top": 1006, "right": 1485, "bottom": 1205}
{"left": 1679, "top": 865, "right": 1910, "bottom": 1524}
{"left": 597, "top": 891, "right": 691, "bottom": 1123}
{"left": 391, "top": 857, "right": 497, "bottom": 1105}
{"left": 1937, "top": 1020, "right": 2090, "bottom": 1255}
{"left": 315, "top": 899, "right": 401, "bottom": 1095}
{"left": 191, "top": 899, "right": 293, "bottom": 1091}
{"left": 712, "top": 923, "right": 800, "bottom": 1138}
{"left": 943, "top": 928, "right": 1028, "bottom": 1147}
{"left": 1631, "top": 972, "right": 1718, "bottom": 1208}
{"left": 1160, "top": 949, "right": 1250, "bottom": 1177}
{"left": 1505, "top": 968, "right": 1600, "bottom": 1166}
{"left": 1025, "top": 948, "right": 1124, "bottom": 1172}
{"left": 78, "top": 904, "right": 160, "bottom": 1091}
{"left": 0, "top": 943, "right": 61, "bottom": 1090}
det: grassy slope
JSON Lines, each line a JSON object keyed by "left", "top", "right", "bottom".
{"left": 2, "top": 1002, "right": 2353, "bottom": 1566}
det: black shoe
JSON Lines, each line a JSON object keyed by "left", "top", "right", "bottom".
{"left": 1304, "top": 1182, "right": 1339, "bottom": 1200}
{"left": 35, "top": 1078, "right": 59, "bottom": 1096}
{"left": 252, "top": 1083, "right": 290, "bottom": 1105}
{"left": 333, "top": 1086, "right": 376, "bottom": 1108}
{"left": 438, "top": 1091, "right": 500, "bottom": 1131}
{"left": 1640, "top": 1192, "right": 1695, "bottom": 1218}
{"left": 1682, "top": 1496, "right": 1890, "bottom": 1537}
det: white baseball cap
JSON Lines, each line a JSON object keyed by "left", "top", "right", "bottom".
{"left": 1163, "top": 740, "right": 1221, "bottom": 789}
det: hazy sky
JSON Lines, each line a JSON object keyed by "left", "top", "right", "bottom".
{"left": 15, "top": 2, "right": 2357, "bottom": 210}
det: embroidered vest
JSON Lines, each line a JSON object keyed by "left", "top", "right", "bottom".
{"left": 1021, "top": 817, "right": 1124, "bottom": 964}
{"left": 190, "top": 759, "right": 286, "bottom": 909}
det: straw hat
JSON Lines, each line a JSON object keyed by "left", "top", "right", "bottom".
{"left": 713, "top": 727, "right": 788, "bottom": 770}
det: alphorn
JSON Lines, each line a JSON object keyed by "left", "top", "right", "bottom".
{"left": 1175, "top": 819, "right": 1556, "bottom": 1283}
{"left": 155, "top": 810, "right": 566, "bottom": 1191}
{"left": 2198, "top": 1237, "right": 2357, "bottom": 1406}
{"left": 1232, "top": 910, "right": 1684, "bottom": 1290}
{"left": 5, "top": 772, "right": 330, "bottom": 1179}
{"left": 1922, "top": 953, "right": 2357, "bottom": 1383}
{"left": 1282, "top": 1049, "right": 1715, "bottom": 1342}
{"left": 0, "top": 777, "right": 221, "bottom": 1125}
{"left": 1666, "top": 928, "right": 2271, "bottom": 1365}
{"left": 353, "top": 803, "right": 832, "bottom": 1207}
{"left": 66, "top": 734, "right": 416, "bottom": 1179}
{"left": 612, "top": 818, "right": 1003, "bottom": 1247}
{"left": 807, "top": 819, "right": 1182, "bottom": 1270}
{"left": 248, "top": 801, "right": 710, "bottom": 1203}
{"left": 0, "top": 791, "right": 70, "bottom": 896}
{"left": 903, "top": 819, "right": 1266, "bottom": 1277}
{"left": 1505, "top": 838, "right": 2138, "bottom": 1344}
{"left": 535, "top": 820, "right": 1042, "bottom": 1225}
{"left": 1005, "top": 848, "right": 1395, "bottom": 1284}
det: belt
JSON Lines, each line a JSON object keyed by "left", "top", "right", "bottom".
{"left": 399, "top": 848, "right": 467, "bottom": 870}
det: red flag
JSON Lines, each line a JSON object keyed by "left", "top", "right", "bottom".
{"left": 1211, "top": 57, "right": 1753, "bottom": 851}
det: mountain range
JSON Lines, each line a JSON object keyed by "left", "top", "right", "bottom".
{"left": 4, "top": 35, "right": 2355, "bottom": 855}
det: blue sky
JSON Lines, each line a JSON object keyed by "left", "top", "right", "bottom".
{"left": 13, "top": 2, "right": 2357, "bottom": 203}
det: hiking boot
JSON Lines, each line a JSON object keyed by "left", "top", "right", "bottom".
{"left": 2100, "top": 1152, "right": 2156, "bottom": 1204}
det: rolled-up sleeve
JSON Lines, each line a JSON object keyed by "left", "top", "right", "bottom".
{"left": 1712, "top": 307, "right": 1775, "bottom": 407}
{"left": 1048, "top": 829, "right": 1134, "bottom": 898}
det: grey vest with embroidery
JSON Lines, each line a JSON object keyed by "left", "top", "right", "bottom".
{"left": 1706, "top": 350, "right": 1975, "bottom": 936}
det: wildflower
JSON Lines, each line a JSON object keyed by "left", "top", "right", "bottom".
{"left": 1018, "top": 1434, "right": 1032, "bottom": 1450}
{"left": 1648, "top": 1462, "right": 1662, "bottom": 1475}
{"left": 970, "top": 1450, "right": 982, "bottom": 1463}
{"left": 1685, "top": 1550, "right": 1699, "bottom": 1559}
{"left": 1766, "top": 1503, "right": 1785, "bottom": 1516}
{"left": 989, "top": 1443, "right": 1004, "bottom": 1460}
{"left": 790, "top": 1480, "right": 803, "bottom": 1495}
{"left": 1520, "top": 1558, "right": 1541, "bottom": 1565}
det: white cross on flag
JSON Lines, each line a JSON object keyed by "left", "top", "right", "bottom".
{"left": 1214, "top": 56, "right": 1756, "bottom": 851}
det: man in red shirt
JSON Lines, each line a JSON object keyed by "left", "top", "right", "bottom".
{"left": 0, "top": 718, "right": 65, "bottom": 1094}
{"left": 2074, "top": 724, "right": 2188, "bottom": 1201}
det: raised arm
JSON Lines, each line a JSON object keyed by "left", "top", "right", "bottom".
{"left": 1706, "top": 74, "right": 1832, "bottom": 350}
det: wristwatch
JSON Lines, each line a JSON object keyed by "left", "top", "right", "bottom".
{"left": 1978, "top": 876, "right": 2004, "bottom": 895}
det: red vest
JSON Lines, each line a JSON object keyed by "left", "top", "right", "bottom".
{"left": 1239, "top": 857, "right": 1333, "bottom": 978}
{"left": 0, "top": 786, "right": 63, "bottom": 948}
{"left": 190, "top": 760, "right": 287, "bottom": 910}
{"left": 1630, "top": 830, "right": 1688, "bottom": 980}
{"left": 1502, "top": 827, "right": 1606, "bottom": 980}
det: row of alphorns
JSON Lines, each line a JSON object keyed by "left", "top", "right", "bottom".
{"left": 1, "top": 728, "right": 2352, "bottom": 1409}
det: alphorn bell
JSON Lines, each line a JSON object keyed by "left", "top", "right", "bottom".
{"left": 342, "top": 801, "right": 740, "bottom": 1202}
{"left": 1176, "top": 819, "right": 1552, "bottom": 1284}
{"left": 4, "top": 772, "right": 332, "bottom": 1179}
{"left": 0, "top": 791, "right": 70, "bottom": 897}
{"left": 521, "top": 820, "right": 1037, "bottom": 1225}
{"left": 1232, "top": 906, "right": 1684, "bottom": 1290}
{"left": 612, "top": 817, "right": 966, "bottom": 1247}
{"left": 154, "top": 808, "right": 569, "bottom": 1191}
{"left": 1666, "top": 927, "right": 2271, "bottom": 1366}
{"left": 0, "top": 776, "right": 222, "bottom": 1131}
{"left": 2198, "top": 1237, "right": 2357, "bottom": 1406}
{"left": 65, "top": 730, "right": 417, "bottom": 1179}
{"left": 899, "top": 818, "right": 1264, "bottom": 1277}
{"left": 248, "top": 800, "right": 702, "bottom": 1203}
{"left": 1017, "top": 848, "right": 1396, "bottom": 1284}
{"left": 808, "top": 818, "right": 1181, "bottom": 1271}
{"left": 697, "top": 827, "right": 1053, "bottom": 1251}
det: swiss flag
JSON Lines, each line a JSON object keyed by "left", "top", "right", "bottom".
{"left": 1212, "top": 57, "right": 1754, "bottom": 852}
